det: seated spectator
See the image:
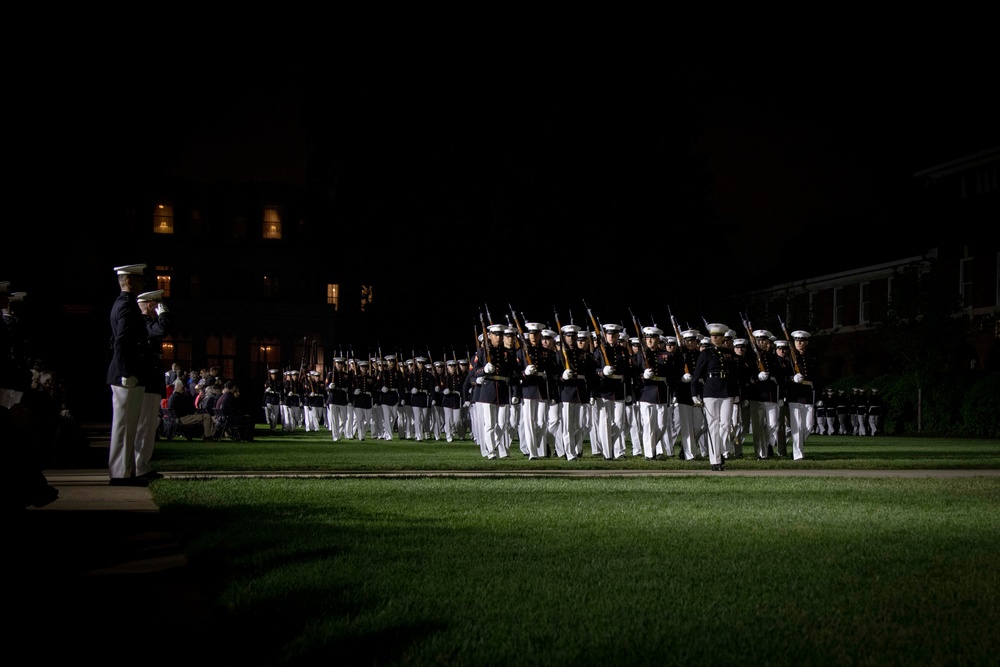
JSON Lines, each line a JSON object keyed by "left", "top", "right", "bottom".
{"left": 200, "top": 384, "right": 221, "bottom": 412}
{"left": 167, "top": 380, "right": 216, "bottom": 440}
{"left": 215, "top": 381, "right": 254, "bottom": 440}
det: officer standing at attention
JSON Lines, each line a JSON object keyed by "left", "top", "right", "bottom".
{"left": 107, "top": 264, "right": 151, "bottom": 486}
{"left": 785, "top": 330, "right": 821, "bottom": 460}
{"left": 133, "top": 289, "right": 170, "bottom": 482}
{"left": 262, "top": 368, "right": 283, "bottom": 432}
{"left": 636, "top": 326, "right": 676, "bottom": 460}
{"left": 690, "top": 323, "right": 737, "bottom": 471}
{"left": 473, "top": 324, "right": 515, "bottom": 459}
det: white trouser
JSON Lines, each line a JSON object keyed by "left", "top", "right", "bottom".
{"left": 381, "top": 404, "right": 399, "bottom": 439}
{"left": 411, "top": 405, "right": 428, "bottom": 440}
{"left": 751, "top": 401, "right": 781, "bottom": 458}
{"left": 594, "top": 398, "right": 625, "bottom": 459}
{"left": 265, "top": 403, "right": 281, "bottom": 429}
{"left": 519, "top": 397, "right": 547, "bottom": 458}
{"left": 639, "top": 401, "right": 672, "bottom": 459}
{"left": 479, "top": 402, "right": 508, "bottom": 459}
{"left": 561, "top": 402, "right": 584, "bottom": 460}
{"left": 133, "top": 392, "right": 162, "bottom": 476}
{"left": 677, "top": 404, "right": 703, "bottom": 459}
{"left": 109, "top": 383, "right": 145, "bottom": 479}
{"left": 546, "top": 401, "right": 563, "bottom": 457}
{"left": 702, "top": 397, "right": 733, "bottom": 465}
{"left": 352, "top": 407, "right": 372, "bottom": 440}
{"left": 788, "top": 402, "right": 815, "bottom": 460}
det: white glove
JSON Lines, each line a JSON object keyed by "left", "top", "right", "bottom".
{"left": 682, "top": 373, "right": 692, "bottom": 383}
{"left": 603, "top": 365, "right": 614, "bottom": 376}
{"left": 60, "top": 409, "right": 71, "bottom": 418}
{"left": 625, "top": 395, "right": 633, "bottom": 404}
{"left": 590, "top": 397, "right": 597, "bottom": 405}
{"left": 816, "top": 400, "right": 824, "bottom": 407}
{"left": 353, "top": 388, "right": 361, "bottom": 395}
{"left": 794, "top": 373, "right": 804, "bottom": 384}
{"left": 328, "top": 383, "right": 334, "bottom": 390}
{"left": 524, "top": 364, "right": 536, "bottom": 376}
{"left": 758, "top": 372, "right": 769, "bottom": 382}
{"left": 671, "top": 396, "right": 678, "bottom": 406}
{"left": 463, "top": 401, "right": 470, "bottom": 408}
{"left": 381, "top": 386, "right": 388, "bottom": 393}
{"left": 411, "top": 387, "right": 418, "bottom": 395}
{"left": 741, "top": 399, "right": 750, "bottom": 408}
{"left": 692, "top": 395, "right": 704, "bottom": 407}
{"left": 777, "top": 398, "right": 785, "bottom": 407}
{"left": 155, "top": 302, "right": 168, "bottom": 315}
{"left": 121, "top": 375, "right": 138, "bottom": 388}
{"left": 431, "top": 400, "right": 437, "bottom": 406}
{"left": 511, "top": 397, "right": 520, "bottom": 405}
{"left": 642, "top": 368, "right": 654, "bottom": 380}
{"left": 562, "top": 369, "right": 574, "bottom": 381}
{"left": 483, "top": 362, "right": 495, "bottom": 375}
{"left": 476, "top": 377, "right": 484, "bottom": 385}
{"left": 443, "top": 388, "right": 451, "bottom": 395}
{"left": 400, "top": 399, "right": 405, "bottom": 406}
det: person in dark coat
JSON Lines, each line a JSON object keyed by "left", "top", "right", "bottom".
{"left": 133, "top": 289, "right": 170, "bottom": 480}
{"left": 106, "top": 264, "right": 151, "bottom": 486}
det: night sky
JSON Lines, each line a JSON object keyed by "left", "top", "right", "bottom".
{"left": 9, "top": 47, "right": 997, "bottom": 338}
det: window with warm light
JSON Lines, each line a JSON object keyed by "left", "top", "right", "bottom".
{"left": 327, "top": 284, "right": 339, "bottom": 310}
{"left": 361, "top": 284, "right": 374, "bottom": 312}
{"left": 263, "top": 206, "right": 282, "bottom": 240}
{"left": 156, "top": 273, "right": 172, "bottom": 298}
{"left": 153, "top": 202, "right": 174, "bottom": 234}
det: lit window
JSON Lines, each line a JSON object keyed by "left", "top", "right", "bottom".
{"left": 153, "top": 202, "right": 174, "bottom": 234}
{"left": 263, "top": 206, "right": 282, "bottom": 240}
{"left": 157, "top": 275, "right": 172, "bottom": 298}
{"left": 327, "top": 284, "right": 339, "bottom": 310}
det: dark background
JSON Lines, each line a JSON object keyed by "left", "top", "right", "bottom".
{"left": 8, "top": 44, "right": 997, "bottom": 347}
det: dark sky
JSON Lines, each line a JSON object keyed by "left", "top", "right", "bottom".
{"left": 10, "top": 49, "right": 996, "bottom": 332}
{"left": 129, "top": 56, "right": 995, "bottom": 316}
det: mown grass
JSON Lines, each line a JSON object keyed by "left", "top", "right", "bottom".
{"left": 151, "top": 427, "right": 1000, "bottom": 471}
{"left": 148, "top": 428, "right": 1000, "bottom": 666}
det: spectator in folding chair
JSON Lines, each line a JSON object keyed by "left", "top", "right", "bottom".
{"left": 215, "top": 381, "right": 254, "bottom": 440}
{"left": 167, "top": 379, "right": 216, "bottom": 440}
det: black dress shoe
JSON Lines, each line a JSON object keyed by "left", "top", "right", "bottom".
{"left": 139, "top": 470, "right": 164, "bottom": 481}
{"left": 710, "top": 464, "right": 724, "bottom": 471}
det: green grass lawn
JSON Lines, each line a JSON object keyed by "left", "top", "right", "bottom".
{"left": 149, "top": 428, "right": 1000, "bottom": 666}
{"left": 151, "top": 426, "right": 1000, "bottom": 472}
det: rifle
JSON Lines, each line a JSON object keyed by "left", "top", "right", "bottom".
{"left": 740, "top": 312, "right": 768, "bottom": 372}
{"left": 629, "top": 308, "right": 648, "bottom": 369}
{"left": 667, "top": 306, "right": 690, "bottom": 374}
{"left": 777, "top": 314, "right": 805, "bottom": 378}
{"left": 509, "top": 304, "right": 533, "bottom": 366}
{"left": 583, "top": 299, "right": 610, "bottom": 367}
{"left": 553, "top": 307, "right": 571, "bottom": 371}
{"left": 479, "top": 309, "right": 491, "bottom": 364}
{"left": 702, "top": 316, "right": 711, "bottom": 332}
{"left": 298, "top": 336, "right": 308, "bottom": 378}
